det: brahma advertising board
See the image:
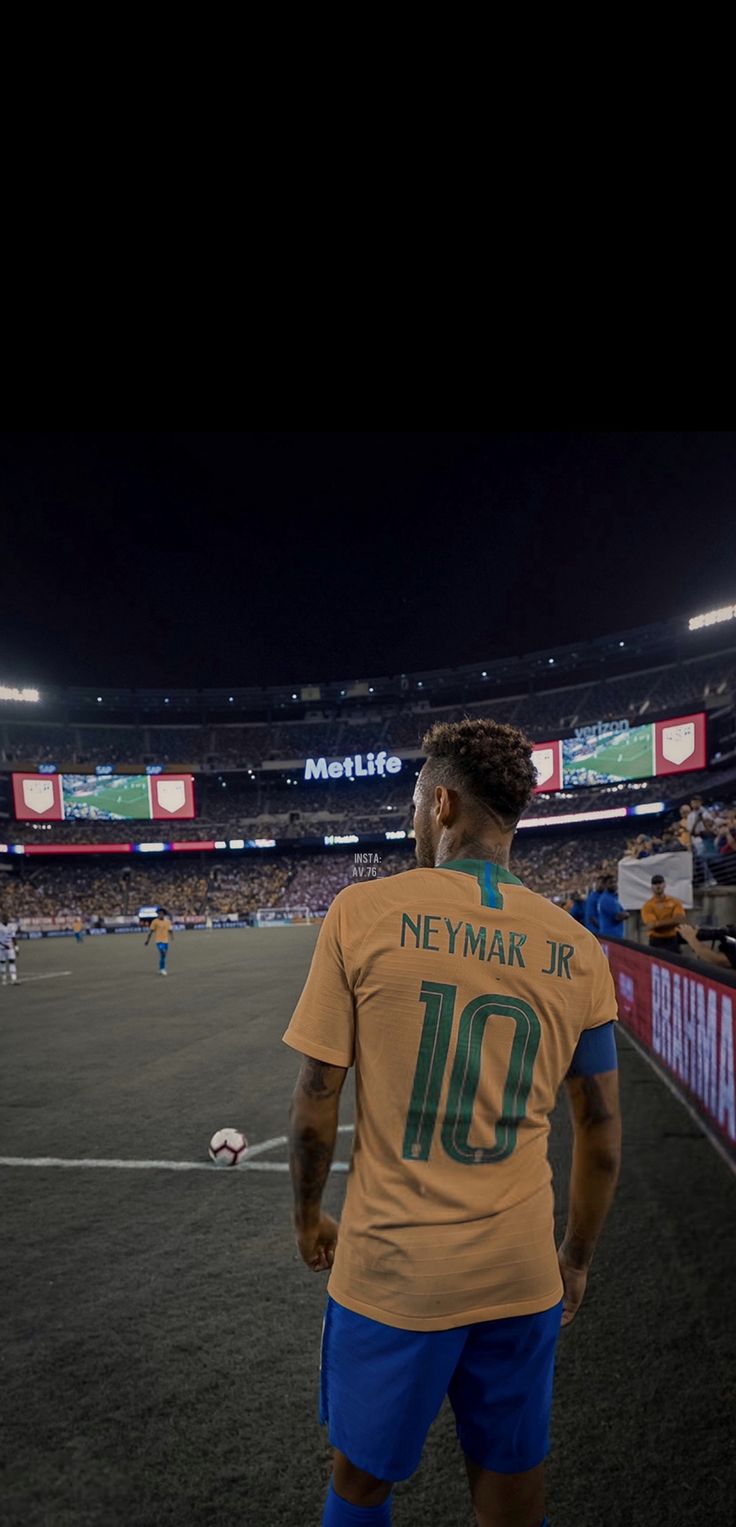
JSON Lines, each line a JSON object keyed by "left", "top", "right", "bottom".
{"left": 601, "top": 939, "right": 735, "bottom": 1161}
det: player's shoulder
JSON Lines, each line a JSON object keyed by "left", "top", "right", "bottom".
{"left": 326, "top": 868, "right": 431, "bottom": 933}
{"left": 331, "top": 867, "right": 426, "bottom": 913}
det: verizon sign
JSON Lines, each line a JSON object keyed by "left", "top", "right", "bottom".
{"left": 532, "top": 711, "right": 706, "bottom": 794}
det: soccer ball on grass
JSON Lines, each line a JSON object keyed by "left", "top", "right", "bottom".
{"left": 208, "top": 1128, "right": 249, "bottom": 1166}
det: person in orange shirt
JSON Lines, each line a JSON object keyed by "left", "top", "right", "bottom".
{"left": 283, "top": 718, "right": 622, "bottom": 1527}
{"left": 640, "top": 875, "right": 686, "bottom": 953}
{"left": 144, "top": 907, "right": 174, "bottom": 974}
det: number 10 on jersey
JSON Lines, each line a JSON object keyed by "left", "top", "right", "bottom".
{"left": 401, "top": 980, "right": 541, "bottom": 1165}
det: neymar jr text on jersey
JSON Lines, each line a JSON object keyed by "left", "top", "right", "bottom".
{"left": 400, "top": 913, "right": 575, "bottom": 980}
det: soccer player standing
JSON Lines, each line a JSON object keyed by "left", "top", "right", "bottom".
{"left": 0, "top": 909, "right": 18, "bottom": 985}
{"left": 283, "top": 720, "right": 622, "bottom": 1527}
{"left": 144, "top": 906, "right": 174, "bottom": 974}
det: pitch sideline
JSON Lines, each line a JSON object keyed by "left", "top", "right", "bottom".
{"left": 0, "top": 1123, "right": 355, "bottom": 1173}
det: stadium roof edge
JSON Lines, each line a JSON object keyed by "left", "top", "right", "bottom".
{"left": 3, "top": 617, "right": 735, "bottom": 719}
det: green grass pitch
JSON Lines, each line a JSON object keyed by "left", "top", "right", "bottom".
{"left": 64, "top": 776, "right": 151, "bottom": 819}
{"left": 2, "top": 931, "right": 733, "bottom": 1525}
{"left": 567, "top": 726, "right": 654, "bottom": 783}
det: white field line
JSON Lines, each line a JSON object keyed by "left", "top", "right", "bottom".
{"left": 244, "top": 1123, "right": 353, "bottom": 1159}
{"left": 0, "top": 1124, "right": 355, "bottom": 1174}
{"left": 0, "top": 1158, "right": 349, "bottom": 1172}
{"left": 14, "top": 971, "right": 73, "bottom": 983}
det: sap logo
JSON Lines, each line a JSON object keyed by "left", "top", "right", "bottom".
{"left": 305, "top": 752, "right": 403, "bottom": 781}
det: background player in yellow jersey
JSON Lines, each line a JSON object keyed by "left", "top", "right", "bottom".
{"left": 283, "top": 719, "right": 622, "bottom": 1527}
{"left": 144, "top": 907, "right": 174, "bottom": 975}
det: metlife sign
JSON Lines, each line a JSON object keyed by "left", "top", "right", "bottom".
{"left": 305, "top": 752, "right": 403, "bottom": 781}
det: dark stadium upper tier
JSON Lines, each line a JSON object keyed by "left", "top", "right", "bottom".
{"left": 1, "top": 612, "right": 735, "bottom": 723}
{"left": 1, "top": 645, "right": 734, "bottom": 772}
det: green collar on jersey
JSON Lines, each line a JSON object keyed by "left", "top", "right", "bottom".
{"left": 438, "top": 858, "right": 524, "bottom": 910}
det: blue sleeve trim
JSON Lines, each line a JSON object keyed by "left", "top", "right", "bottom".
{"left": 567, "top": 1020, "right": 618, "bottom": 1077}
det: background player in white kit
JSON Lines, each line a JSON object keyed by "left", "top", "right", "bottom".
{"left": 0, "top": 909, "right": 18, "bottom": 985}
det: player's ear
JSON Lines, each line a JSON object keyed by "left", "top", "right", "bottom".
{"left": 435, "top": 785, "right": 456, "bottom": 825}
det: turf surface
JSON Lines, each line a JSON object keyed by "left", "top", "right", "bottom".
{"left": 63, "top": 776, "right": 151, "bottom": 819}
{"left": 2, "top": 930, "right": 734, "bottom": 1525}
{"left": 565, "top": 727, "right": 654, "bottom": 785}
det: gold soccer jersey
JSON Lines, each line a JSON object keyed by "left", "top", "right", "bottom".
{"left": 282, "top": 860, "right": 618, "bottom": 1331}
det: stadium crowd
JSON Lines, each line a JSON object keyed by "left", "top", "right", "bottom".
{"left": 203, "top": 860, "right": 293, "bottom": 918}
{"left": 1, "top": 830, "right": 638, "bottom": 924}
{"left": 625, "top": 795, "right": 736, "bottom": 885}
{"left": 3, "top": 647, "right": 735, "bottom": 926}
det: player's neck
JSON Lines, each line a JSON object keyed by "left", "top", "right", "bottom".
{"left": 435, "top": 832, "right": 511, "bottom": 869}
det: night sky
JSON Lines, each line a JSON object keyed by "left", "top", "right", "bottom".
{"left": 0, "top": 431, "right": 733, "bottom": 689}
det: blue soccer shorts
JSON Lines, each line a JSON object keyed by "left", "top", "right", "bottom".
{"left": 319, "top": 1293, "right": 563, "bottom": 1482}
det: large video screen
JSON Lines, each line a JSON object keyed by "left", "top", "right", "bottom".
{"left": 531, "top": 712, "right": 706, "bottom": 793}
{"left": 562, "top": 725, "right": 654, "bottom": 786}
{"left": 12, "top": 772, "right": 195, "bottom": 821}
{"left": 63, "top": 775, "right": 152, "bottom": 820}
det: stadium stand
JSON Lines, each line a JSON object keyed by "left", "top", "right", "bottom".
{"left": 3, "top": 641, "right": 736, "bottom": 773}
{"left": 2, "top": 618, "right": 735, "bottom": 929}
{"left": 0, "top": 828, "right": 645, "bottom": 925}
{"left": 6, "top": 760, "right": 736, "bottom": 849}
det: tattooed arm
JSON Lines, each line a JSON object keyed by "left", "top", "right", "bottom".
{"left": 558, "top": 1070, "right": 622, "bottom": 1324}
{"left": 288, "top": 1056, "right": 348, "bottom": 1234}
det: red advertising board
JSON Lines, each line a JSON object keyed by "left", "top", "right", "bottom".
{"left": 601, "top": 939, "right": 735, "bottom": 1161}
{"left": 12, "top": 773, "right": 63, "bottom": 820}
{"left": 18, "top": 843, "right": 133, "bottom": 855}
{"left": 11, "top": 842, "right": 214, "bottom": 854}
{"left": 654, "top": 712, "right": 706, "bottom": 776}
{"left": 150, "top": 775, "right": 195, "bottom": 819}
{"left": 531, "top": 741, "right": 562, "bottom": 793}
{"left": 12, "top": 772, "right": 195, "bottom": 821}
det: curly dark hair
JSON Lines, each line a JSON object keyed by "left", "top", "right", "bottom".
{"left": 420, "top": 717, "right": 536, "bottom": 828}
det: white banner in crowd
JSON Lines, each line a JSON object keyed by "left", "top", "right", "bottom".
{"left": 618, "top": 851, "right": 693, "bottom": 911}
